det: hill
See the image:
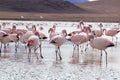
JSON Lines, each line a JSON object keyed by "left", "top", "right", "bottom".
{"left": 75, "top": 0, "right": 120, "bottom": 14}
{"left": 0, "top": 0, "right": 89, "bottom": 13}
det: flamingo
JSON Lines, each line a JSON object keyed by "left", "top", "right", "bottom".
{"left": 10, "top": 25, "right": 17, "bottom": 34}
{"left": 27, "top": 35, "right": 40, "bottom": 62}
{"left": 68, "top": 26, "right": 92, "bottom": 53}
{"left": 49, "top": 29, "right": 67, "bottom": 60}
{"left": 89, "top": 35, "right": 115, "bottom": 66}
{"left": 90, "top": 23, "right": 104, "bottom": 37}
{"left": 31, "top": 25, "right": 47, "bottom": 59}
{"left": 10, "top": 25, "right": 27, "bottom": 34}
{"left": 25, "top": 24, "right": 47, "bottom": 59}
{"left": 0, "top": 30, "right": 8, "bottom": 38}
{"left": 68, "top": 20, "right": 85, "bottom": 35}
{"left": 77, "top": 20, "right": 84, "bottom": 29}
{"left": 25, "top": 25, "right": 36, "bottom": 32}
{"left": 1, "top": 28, "right": 11, "bottom": 34}
{"left": 67, "top": 26, "right": 94, "bottom": 58}
{"left": 19, "top": 30, "right": 46, "bottom": 59}
{"left": 0, "top": 31, "right": 9, "bottom": 55}
{"left": 0, "top": 33, "right": 19, "bottom": 57}
{"left": 103, "top": 28, "right": 120, "bottom": 43}
{"left": 67, "top": 32, "right": 88, "bottom": 58}
{"left": 34, "top": 31, "right": 47, "bottom": 59}
{"left": 19, "top": 31, "right": 34, "bottom": 44}
{"left": 48, "top": 24, "right": 57, "bottom": 39}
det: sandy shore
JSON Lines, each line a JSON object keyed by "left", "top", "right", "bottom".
{"left": 0, "top": 12, "right": 120, "bottom": 22}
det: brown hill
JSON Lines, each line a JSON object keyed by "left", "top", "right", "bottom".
{"left": 75, "top": 0, "right": 120, "bottom": 14}
{"left": 0, "top": 0, "right": 90, "bottom": 13}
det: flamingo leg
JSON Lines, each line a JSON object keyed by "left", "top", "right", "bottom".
{"left": 104, "top": 50, "right": 108, "bottom": 67}
{"left": 58, "top": 46, "right": 62, "bottom": 60}
{"left": 0, "top": 43, "right": 2, "bottom": 56}
{"left": 112, "top": 37, "right": 113, "bottom": 42}
{"left": 115, "top": 36, "right": 118, "bottom": 45}
{"left": 85, "top": 42, "right": 89, "bottom": 52}
{"left": 25, "top": 45, "right": 27, "bottom": 53}
{"left": 100, "top": 50, "right": 102, "bottom": 66}
{"left": 77, "top": 45, "right": 80, "bottom": 59}
{"left": 28, "top": 48, "right": 31, "bottom": 62}
{"left": 14, "top": 42, "right": 18, "bottom": 60}
{"left": 4, "top": 44, "right": 6, "bottom": 49}
{"left": 39, "top": 44, "right": 43, "bottom": 59}
{"left": 55, "top": 46, "right": 58, "bottom": 60}
{"left": 34, "top": 48, "right": 39, "bottom": 60}
{"left": 80, "top": 45, "right": 83, "bottom": 54}
{"left": 72, "top": 45, "right": 76, "bottom": 58}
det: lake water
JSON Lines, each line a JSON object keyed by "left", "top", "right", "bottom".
{"left": 0, "top": 20, "right": 120, "bottom": 80}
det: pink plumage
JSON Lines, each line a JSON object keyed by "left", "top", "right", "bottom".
{"left": 27, "top": 35, "right": 40, "bottom": 62}
{"left": 89, "top": 36, "right": 114, "bottom": 66}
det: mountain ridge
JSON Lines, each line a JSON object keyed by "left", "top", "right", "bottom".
{"left": 0, "top": 0, "right": 90, "bottom": 13}
{"left": 75, "top": 0, "right": 120, "bottom": 14}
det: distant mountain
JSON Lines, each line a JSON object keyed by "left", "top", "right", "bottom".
{"left": 0, "top": 0, "right": 119, "bottom": 14}
{"left": 76, "top": 0, "right": 120, "bottom": 14}
{"left": 0, "top": 0, "right": 91, "bottom": 13}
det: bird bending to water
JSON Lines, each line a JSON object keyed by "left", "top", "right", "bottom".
{"left": 27, "top": 35, "right": 41, "bottom": 62}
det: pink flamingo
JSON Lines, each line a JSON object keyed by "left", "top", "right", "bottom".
{"left": 10, "top": 25, "right": 27, "bottom": 34}
{"left": 103, "top": 28, "right": 120, "bottom": 43}
{"left": 48, "top": 27, "right": 56, "bottom": 39}
{"left": 0, "top": 31, "right": 9, "bottom": 55}
{"left": 89, "top": 35, "right": 115, "bottom": 66}
{"left": 2, "top": 28, "right": 12, "bottom": 34}
{"left": 34, "top": 31, "right": 47, "bottom": 59}
{"left": 27, "top": 35, "right": 40, "bottom": 62}
{"left": 0, "top": 30, "right": 8, "bottom": 38}
{"left": 49, "top": 29, "right": 67, "bottom": 60}
{"left": 34, "top": 31, "right": 47, "bottom": 40}
{"left": 48, "top": 25, "right": 60, "bottom": 40}
{"left": 19, "top": 31, "right": 34, "bottom": 44}
{"left": 19, "top": 30, "right": 46, "bottom": 59}
{"left": 68, "top": 26, "right": 92, "bottom": 52}
{"left": 10, "top": 25, "right": 17, "bottom": 34}
{"left": 77, "top": 20, "right": 84, "bottom": 29}
{"left": 26, "top": 25, "right": 47, "bottom": 59}
{"left": 90, "top": 23, "right": 104, "bottom": 37}
{"left": 68, "top": 20, "right": 85, "bottom": 35}
{"left": 25, "top": 25, "right": 36, "bottom": 32}
{"left": 67, "top": 32, "right": 88, "bottom": 58}
{"left": 67, "top": 26, "right": 93, "bottom": 58}
{"left": 0, "top": 33, "right": 19, "bottom": 57}
{"left": 31, "top": 25, "right": 47, "bottom": 59}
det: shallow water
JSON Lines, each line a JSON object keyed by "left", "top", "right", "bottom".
{"left": 0, "top": 20, "right": 120, "bottom": 80}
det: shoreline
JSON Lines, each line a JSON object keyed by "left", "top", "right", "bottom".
{"left": 0, "top": 12, "right": 120, "bottom": 22}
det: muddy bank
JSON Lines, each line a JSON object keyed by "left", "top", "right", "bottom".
{"left": 0, "top": 12, "right": 120, "bottom": 22}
